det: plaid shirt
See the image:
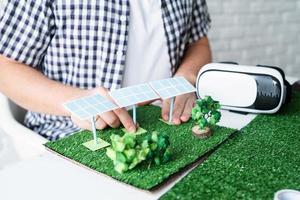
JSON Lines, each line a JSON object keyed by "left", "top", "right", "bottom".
{"left": 0, "top": 0, "right": 210, "bottom": 141}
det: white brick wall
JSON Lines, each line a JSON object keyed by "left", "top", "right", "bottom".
{"left": 0, "top": 0, "right": 299, "bottom": 78}
{"left": 207, "top": 0, "right": 300, "bottom": 78}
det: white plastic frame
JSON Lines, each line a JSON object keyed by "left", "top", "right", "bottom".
{"left": 196, "top": 63, "right": 285, "bottom": 114}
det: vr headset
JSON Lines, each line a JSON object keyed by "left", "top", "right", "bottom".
{"left": 196, "top": 62, "right": 292, "bottom": 114}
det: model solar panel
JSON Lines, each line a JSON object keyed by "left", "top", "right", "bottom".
{"left": 109, "top": 84, "right": 159, "bottom": 108}
{"left": 149, "top": 77, "right": 196, "bottom": 99}
{"left": 64, "top": 94, "right": 118, "bottom": 120}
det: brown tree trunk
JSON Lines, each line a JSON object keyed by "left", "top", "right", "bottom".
{"left": 192, "top": 126, "right": 212, "bottom": 139}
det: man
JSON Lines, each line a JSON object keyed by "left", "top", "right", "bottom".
{"left": 0, "top": 0, "right": 211, "bottom": 141}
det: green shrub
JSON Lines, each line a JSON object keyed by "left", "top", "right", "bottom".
{"left": 192, "top": 96, "right": 221, "bottom": 130}
{"left": 106, "top": 131, "right": 171, "bottom": 174}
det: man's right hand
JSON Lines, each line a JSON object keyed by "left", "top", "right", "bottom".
{"left": 70, "top": 87, "right": 137, "bottom": 133}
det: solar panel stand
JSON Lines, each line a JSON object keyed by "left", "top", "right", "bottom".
{"left": 132, "top": 104, "right": 137, "bottom": 125}
{"left": 169, "top": 97, "right": 175, "bottom": 124}
{"left": 91, "top": 116, "right": 98, "bottom": 145}
{"left": 149, "top": 77, "right": 196, "bottom": 124}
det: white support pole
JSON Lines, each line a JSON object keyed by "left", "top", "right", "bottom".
{"left": 91, "top": 116, "right": 98, "bottom": 144}
{"left": 169, "top": 97, "right": 175, "bottom": 123}
{"left": 132, "top": 104, "right": 137, "bottom": 125}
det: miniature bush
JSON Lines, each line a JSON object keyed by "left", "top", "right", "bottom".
{"left": 144, "top": 131, "right": 171, "bottom": 166}
{"left": 192, "top": 96, "right": 221, "bottom": 130}
{"left": 106, "top": 131, "right": 171, "bottom": 174}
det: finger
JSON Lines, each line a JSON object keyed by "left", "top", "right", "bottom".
{"left": 99, "top": 111, "right": 121, "bottom": 128}
{"left": 95, "top": 116, "right": 108, "bottom": 130}
{"left": 137, "top": 99, "right": 156, "bottom": 106}
{"left": 92, "top": 88, "right": 120, "bottom": 128}
{"left": 113, "top": 107, "right": 136, "bottom": 133}
{"left": 161, "top": 99, "right": 170, "bottom": 121}
{"left": 172, "top": 95, "right": 187, "bottom": 125}
{"left": 71, "top": 115, "right": 92, "bottom": 131}
{"left": 180, "top": 97, "right": 195, "bottom": 122}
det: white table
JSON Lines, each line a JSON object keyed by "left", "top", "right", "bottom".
{"left": 0, "top": 128, "right": 22, "bottom": 170}
{"left": 0, "top": 110, "right": 256, "bottom": 200}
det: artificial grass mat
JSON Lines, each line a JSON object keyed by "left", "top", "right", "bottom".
{"left": 45, "top": 105, "right": 235, "bottom": 190}
{"left": 160, "top": 92, "right": 300, "bottom": 200}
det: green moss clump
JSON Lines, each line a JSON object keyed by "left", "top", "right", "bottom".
{"left": 161, "top": 92, "right": 300, "bottom": 200}
{"left": 106, "top": 131, "right": 171, "bottom": 174}
{"left": 45, "top": 105, "right": 235, "bottom": 190}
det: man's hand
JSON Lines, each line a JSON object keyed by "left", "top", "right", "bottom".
{"left": 161, "top": 92, "right": 196, "bottom": 125}
{"left": 161, "top": 36, "right": 211, "bottom": 125}
{"left": 161, "top": 73, "right": 197, "bottom": 125}
{"left": 70, "top": 87, "right": 137, "bottom": 133}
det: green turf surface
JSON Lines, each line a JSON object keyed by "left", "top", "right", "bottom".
{"left": 45, "top": 105, "right": 235, "bottom": 190}
{"left": 161, "top": 92, "right": 300, "bottom": 200}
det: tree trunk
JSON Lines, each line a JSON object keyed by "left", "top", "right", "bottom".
{"left": 192, "top": 126, "right": 212, "bottom": 139}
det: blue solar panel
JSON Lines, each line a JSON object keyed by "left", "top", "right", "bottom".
{"left": 109, "top": 84, "right": 159, "bottom": 108}
{"left": 149, "top": 77, "right": 196, "bottom": 99}
{"left": 64, "top": 94, "right": 118, "bottom": 120}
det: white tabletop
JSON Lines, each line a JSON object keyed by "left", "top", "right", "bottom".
{"left": 0, "top": 128, "right": 21, "bottom": 170}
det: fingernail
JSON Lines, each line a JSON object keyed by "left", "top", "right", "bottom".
{"left": 128, "top": 126, "right": 136, "bottom": 133}
{"left": 163, "top": 114, "right": 168, "bottom": 121}
{"left": 173, "top": 118, "right": 181, "bottom": 125}
{"left": 181, "top": 115, "right": 189, "bottom": 122}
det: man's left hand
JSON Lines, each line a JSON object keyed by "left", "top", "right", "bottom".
{"left": 161, "top": 92, "right": 196, "bottom": 125}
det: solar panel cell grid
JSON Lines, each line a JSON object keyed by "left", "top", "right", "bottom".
{"left": 109, "top": 84, "right": 159, "bottom": 108}
{"left": 64, "top": 77, "right": 195, "bottom": 120}
{"left": 66, "top": 101, "right": 79, "bottom": 111}
{"left": 64, "top": 94, "right": 118, "bottom": 120}
{"left": 149, "top": 77, "right": 196, "bottom": 99}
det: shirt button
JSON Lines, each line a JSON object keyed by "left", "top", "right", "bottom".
{"left": 116, "top": 50, "right": 124, "bottom": 57}
{"left": 120, "top": 16, "right": 127, "bottom": 22}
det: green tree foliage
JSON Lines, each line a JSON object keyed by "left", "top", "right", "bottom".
{"left": 191, "top": 96, "right": 221, "bottom": 130}
{"left": 106, "top": 131, "right": 171, "bottom": 174}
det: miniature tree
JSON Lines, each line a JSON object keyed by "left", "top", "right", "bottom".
{"left": 144, "top": 131, "right": 171, "bottom": 166}
{"left": 191, "top": 96, "right": 221, "bottom": 138}
{"left": 106, "top": 131, "right": 171, "bottom": 174}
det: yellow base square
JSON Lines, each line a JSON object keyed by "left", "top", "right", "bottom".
{"left": 82, "top": 138, "right": 110, "bottom": 151}
{"left": 159, "top": 118, "right": 174, "bottom": 125}
{"left": 121, "top": 127, "right": 147, "bottom": 135}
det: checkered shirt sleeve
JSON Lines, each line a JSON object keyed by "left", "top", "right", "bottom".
{"left": 189, "top": 0, "right": 211, "bottom": 44}
{"left": 0, "top": 0, "right": 55, "bottom": 68}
